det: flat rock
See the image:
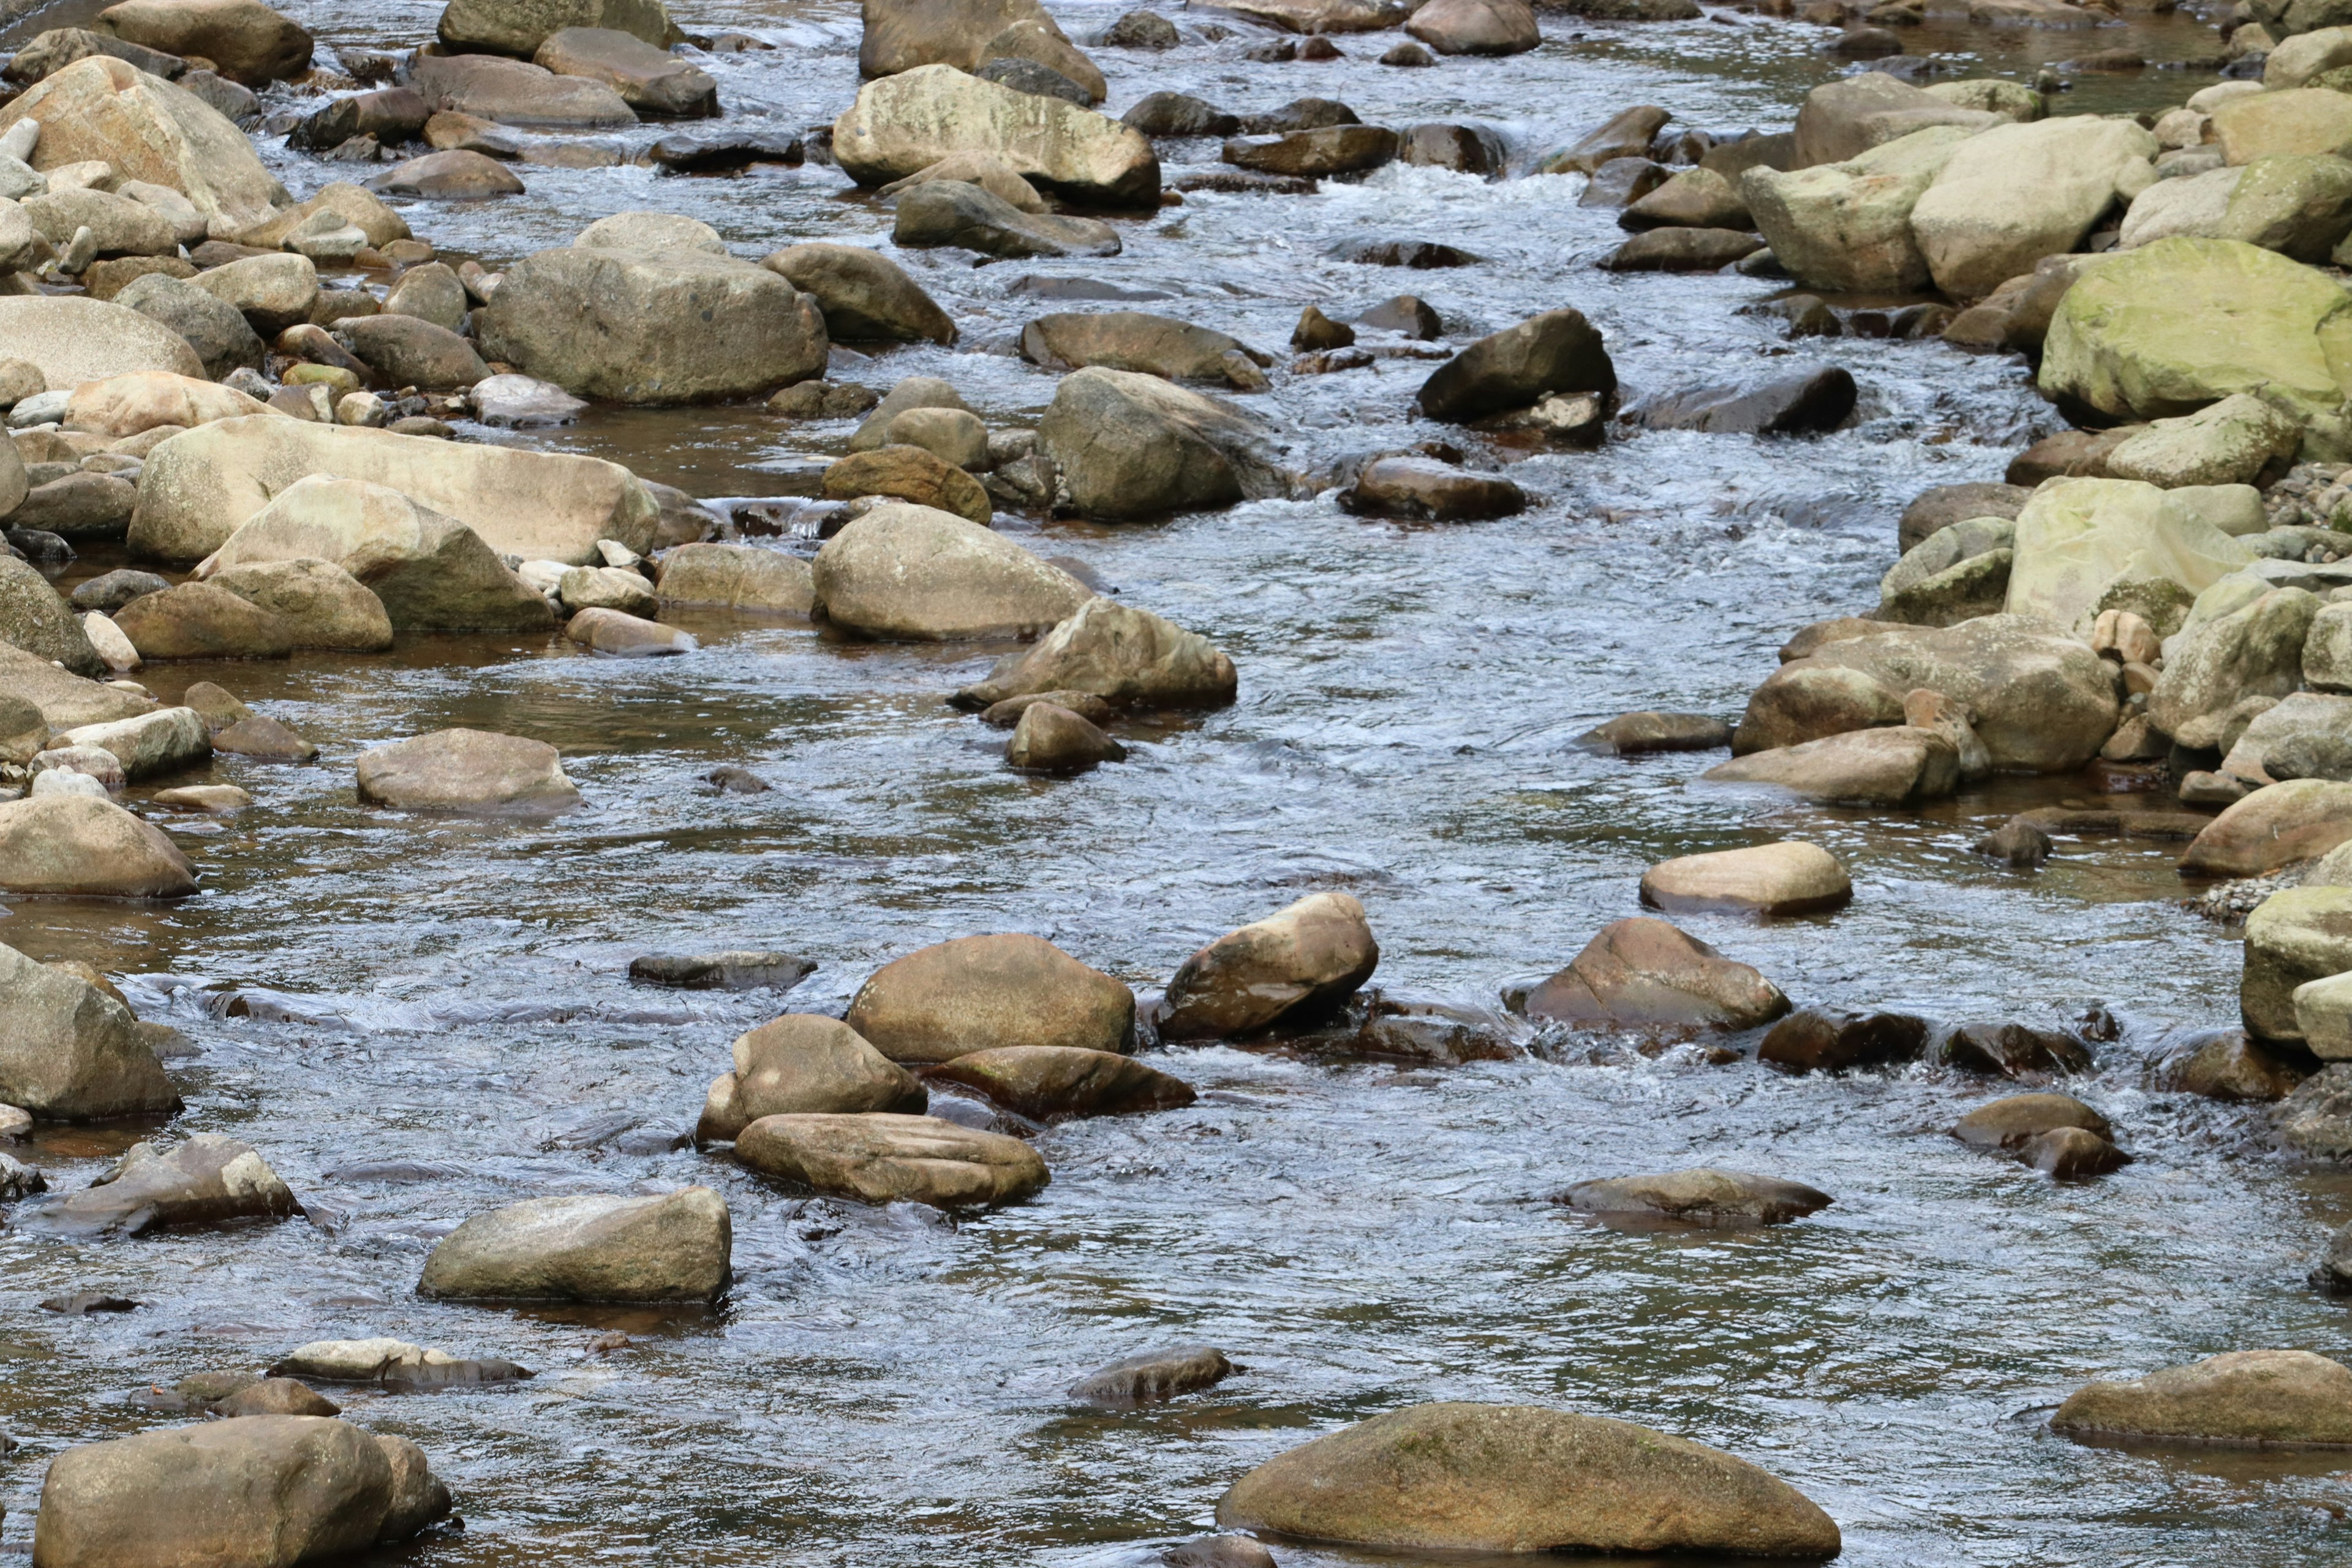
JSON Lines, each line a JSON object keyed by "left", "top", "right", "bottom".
{"left": 1562, "top": 1167, "right": 1833, "bottom": 1227}
{"left": 629, "top": 951, "right": 815, "bottom": 990}
{"left": 2053, "top": 1351, "right": 2352, "bottom": 1447}
{"left": 1574, "top": 711, "right": 1731, "bottom": 755}
{"left": 355, "top": 728, "right": 580, "bottom": 815}
{"left": 925, "top": 1045, "right": 1194, "bottom": 1120}
{"left": 1638, "top": 840, "right": 1850, "bottom": 916}
{"left": 735, "top": 1112, "right": 1050, "bottom": 1208}
{"left": 1069, "top": 1345, "right": 1234, "bottom": 1403}
{"left": 418, "top": 1187, "right": 731, "bottom": 1301}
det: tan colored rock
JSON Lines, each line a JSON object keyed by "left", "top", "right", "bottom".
{"left": 112, "top": 580, "right": 293, "bottom": 658}
{"left": 129, "top": 416, "right": 660, "bottom": 565}
{"left": 209, "top": 557, "right": 393, "bottom": 652}
{"left": 1638, "top": 841, "right": 1852, "bottom": 916}
{"left": 0, "top": 938, "right": 178, "bottom": 1120}
{"left": 96, "top": 0, "right": 315, "bottom": 86}
{"left": 875, "top": 151, "right": 1049, "bottom": 213}
{"left": 1912, "top": 117, "right": 2159, "bottom": 297}
{"left": 0, "top": 642, "right": 156, "bottom": 731}
{"left": 58, "top": 705, "right": 208, "bottom": 778}
{"left": 1520, "top": 916, "right": 1789, "bottom": 1032}
{"left": 925, "top": 1045, "right": 1194, "bottom": 1120}
{"left": 832, "top": 64, "right": 1158, "bottom": 208}
{"left": 653, "top": 543, "right": 814, "bottom": 612}
{"left": 0, "top": 295, "right": 205, "bottom": 390}
{"left": 2053, "top": 1351, "right": 2352, "bottom": 1446}
{"left": 0, "top": 793, "right": 193, "bottom": 897}
{"left": 1158, "top": 892, "right": 1379, "bottom": 1041}
{"left": 2214, "top": 88, "right": 2352, "bottom": 165}
{"left": 20, "top": 1132, "right": 296, "bottom": 1234}
{"left": 859, "top": 0, "right": 1106, "bottom": 103}
{"left": 811, "top": 502, "right": 1088, "bottom": 641}
{"left": 952, "top": 596, "right": 1238, "bottom": 709}
{"left": 821, "top": 444, "right": 992, "bottom": 524}
{"left": 418, "top": 1187, "right": 731, "bottom": 1302}
{"left": 354, "top": 727, "right": 581, "bottom": 815}
{"left": 735, "top": 1112, "right": 1050, "bottom": 1207}
{"left": 1562, "top": 1168, "right": 1833, "bottom": 1227}
{"left": 2180, "top": 778, "right": 2352, "bottom": 875}
{"left": 64, "top": 371, "right": 276, "bottom": 439}
{"left": 759, "top": 240, "right": 958, "bottom": 344}
{"left": 1703, "top": 726, "right": 1961, "bottom": 806}
{"left": 845, "top": 932, "right": 1134, "bottom": 1063}
{"left": 695, "top": 1015, "right": 925, "bottom": 1142}
{"left": 2245, "top": 885, "right": 2352, "bottom": 1041}
{"left": 438, "top": 0, "right": 682, "bottom": 56}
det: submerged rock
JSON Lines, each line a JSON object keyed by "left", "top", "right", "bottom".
{"left": 2163, "top": 1029, "right": 2307, "bottom": 1101}
{"left": 1069, "top": 1345, "right": 1234, "bottom": 1403}
{"left": 1952, "top": 1091, "right": 2113, "bottom": 1152}
{"left": 925, "top": 1045, "right": 1194, "bottom": 1120}
{"left": 1005, "top": 700, "right": 1126, "bottom": 772}
{"left": 17, "top": 1134, "right": 296, "bottom": 1236}
{"left": 1575, "top": 711, "right": 1732, "bottom": 755}
{"left": 735, "top": 1112, "right": 1049, "bottom": 1208}
{"left": 1938, "top": 1021, "right": 2094, "bottom": 1077}
{"left": 1561, "top": 1168, "right": 1833, "bottom": 1227}
{"left": 1158, "top": 892, "right": 1379, "bottom": 1041}
{"left": 1519, "top": 917, "right": 1787, "bottom": 1032}
{"left": 1703, "top": 727, "right": 1961, "bottom": 807}
{"left": 2052, "top": 1351, "right": 2352, "bottom": 1447}
{"left": 846, "top": 933, "right": 1134, "bottom": 1062}
{"left": 1213, "top": 1402, "right": 1841, "bottom": 1556}
{"left": 628, "top": 951, "right": 815, "bottom": 991}
{"left": 418, "top": 1187, "right": 732, "bottom": 1302}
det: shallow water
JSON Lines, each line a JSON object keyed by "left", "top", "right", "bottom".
{"left": 9, "top": 0, "right": 2352, "bottom": 1562}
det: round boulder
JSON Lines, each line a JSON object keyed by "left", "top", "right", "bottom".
{"left": 811, "top": 503, "right": 1090, "bottom": 641}
{"left": 1158, "top": 891, "right": 1379, "bottom": 1041}
{"left": 0, "top": 794, "right": 197, "bottom": 898}
{"left": 353, "top": 728, "right": 581, "bottom": 815}
{"left": 1638, "top": 840, "right": 1851, "bottom": 917}
{"left": 845, "top": 932, "right": 1135, "bottom": 1063}
{"left": 695, "top": 1014, "right": 926, "bottom": 1142}
{"left": 734, "top": 1111, "right": 1049, "bottom": 1208}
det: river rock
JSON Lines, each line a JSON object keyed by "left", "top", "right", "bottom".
{"left": 1004, "top": 700, "right": 1125, "bottom": 772}
{"left": 1638, "top": 841, "right": 1850, "bottom": 916}
{"left": 822, "top": 445, "right": 992, "bottom": 522}
{"left": 927, "top": 1045, "right": 1194, "bottom": 1120}
{"left": 2003, "top": 477, "right": 2255, "bottom": 639}
{"left": 1020, "top": 311, "right": 1268, "bottom": 389}
{"left": 368, "top": 148, "right": 526, "bottom": 198}
{"left": 2245, "top": 884, "right": 2352, "bottom": 1041}
{"left": 892, "top": 178, "right": 1121, "bottom": 258}
{"left": 558, "top": 564, "right": 657, "bottom": 617}
{"left": 1901, "top": 481, "right": 2032, "bottom": 552}
{"left": 1069, "top": 1346, "right": 1232, "bottom": 1403}
{"left": 24, "top": 187, "right": 176, "bottom": 257}
{"left": 534, "top": 26, "right": 714, "bottom": 116}
{"left": 1417, "top": 309, "right": 1613, "bottom": 423}
{"left": 1741, "top": 124, "right": 1967, "bottom": 293}
{"left": 72, "top": 569, "right": 170, "bottom": 614}
{"left": 354, "top": 727, "right": 580, "bottom": 815}
{"left": 1404, "top": 0, "right": 1537, "bottom": 53}
{"left": 1939, "top": 1020, "right": 2094, "bottom": 1077}
{"left": 439, "top": 0, "right": 682, "bottom": 56}
{"left": 1704, "top": 726, "right": 1961, "bottom": 806}
{"left": 2150, "top": 587, "right": 2319, "bottom": 740}
{"left": 1213, "top": 1403, "right": 1840, "bottom": 1556}
{"left": 21, "top": 1134, "right": 294, "bottom": 1235}
{"left": 96, "top": 0, "right": 312, "bottom": 86}
{"left": 1575, "top": 711, "right": 1732, "bottom": 754}
{"left": 189, "top": 253, "right": 317, "bottom": 335}
{"left": 1158, "top": 892, "right": 1379, "bottom": 1041}
{"left": 810, "top": 503, "right": 1085, "bottom": 640}
{"left": 1628, "top": 366, "right": 1855, "bottom": 434}
{"left": 1539, "top": 104, "right": 1670, "bottom": 175}
{"left": 209, "top": 558, "right": 393, "bottom": 652}
{"left": 59, "top": 706, "right": 208, "bottom": 778}
{"left": 0, "top": 56, "right": 287, "bottom": 236}
{"left": 1562, "top": 1168, "right": 1832, "bottom": 1227}
{"left": 0, "top": 295, "right": 205, "bottom": 391}
{"left": 1793, "top": 70, "right": 1998, "bottom": 167}
{"left": 568, "top": 606, "right": 692, "bottom": 654}
{"left": 110, "top": 581, "right": 291, "bottom": 658}
{"left": 878, "top": 149, "right": 1053, "bottom": 210}
{"left": 0, "top": 644, "right": 157, "bottom": 734}
{"left": 1911, "top": 117, "right": 2158, "bottom": 297}
{"left": 696, "top": 1014, "right": 925, "bottom": 1140}
{"left": 1758, "top": 1008, "right": 1929, "bottom": 1072}
{"left": 859, "top": 0, "right": 1106, "bottom": 103}
{"left": 129, "top": 416, "right": 660, "bottom": 564}
{"left": 2052, "top": 1351, "right": 2352, "bottom": 1446}
{"left": 214, "top": 713, "right": 315, "bottom": 760}
{"left": 418, "top": 1186, "right": 730, "bottom": 1302}
{"left": 208, "top": 1379, "right": 339, "bottom": 1418}
{"left": 1225, "top": 125, "right": 1398, "bottom": 177}
{"left": 2181, "top": 778, "right": 2352, "bottom": 875}
{"left": 1038, "top": 366, "right": 1287, "bottom": 520}
{"left": 2106, "top": 394, "right": 2303, "bottom": 488}
{"left": 953, "top": 597, "right": 1238, "bottom": 709}
{"left": 409, "top": 52, "right": 634, "bottom": 129}
{"left": 0, "top": 938, "right": 178, "bottom": 1119}
{"left": 832, "top": 64, "right": 1159, "bottom": 208}
{"left": 1520, "top": 916, "right": 1787, "bottom": 1031}
{"left": 628, "top": 950, "right": 813, "bottom": 990}
{"left": 1621, "top": 165, "right": 1749, "bottom": 230}
{"left": 478, "top": 242, "right": 827, "bottom": 404}
{"left": 655, "top": 542, "right": 813, "bottom": 612}
{"left": 31, "top": 1415, "right": 451, "bottom": 1565}
{"left": 845, "top": 932, "right": 1134, "bottom": 1063}
{"left": 760, "top": 242, "right": 954, "bottom": 345}
{"left": 1337, "top": 456, "right": 1525, "bottom": 521}
{"left": 1880, "top": 518, "right": 2014, "bottom": 626}
{"left": 0, "top": 554, "right": 105, "bottom": 676}
{"left": 195, "top": 475, "right": 556, "bottom": 631}
{"left": 2168, "top": 1028, "right": 2308, "bottom": 1098}
{"left": 64, "top": 370, "right": 271, "bottom": 440}
{"left": 334, "top": 314, "right": 487, "bottom": 393}
{"left": 736, "top": 1112, "right": 1049, "bottom": 1208}
{"left": 2280, "top": 1062, "right": 2352, "bottom": 1158}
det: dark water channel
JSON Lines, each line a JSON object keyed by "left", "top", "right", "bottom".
{"left": 9, "top": 0, "right": 2352, "bottom": 1562}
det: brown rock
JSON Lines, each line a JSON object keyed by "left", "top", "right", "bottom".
{"left": 1338, "top": 456, "right": 1525, "bottom": 521}
{"left": 845, "top": 932, "right": 1135, "bottom": 1063}
{"left": 1520, "top": 917, "right": 1787, "bottom": 1032}
{"left": 1951, "top": 1091, "right": 2111, "bottom": 1150}
{"left": 695, "top": 1014, "right": 925, "bottom": 1141}
{"left": 2163, "top": 1029, "right": 2307, "bottom": 1101}
{"left": 1638, "top": 840, "right": 1851, "bottom": 916}
{"left": 2052, "top": 1351, "right": 2352, "bottom": 1447}
{"left": 821, "top": 445, "right": 992, "bottom": 525}
{"left": 1574, "top": 711, "right": 1732, "bottom": 755}
{"left": 1561, "top": 1167, "right": 1831, "bottom": 1227}
{"left": 1159, "top": 892, "right": 1379, "bottom": 1041}
{"left": 111, "top": 581, "right": 293, "bottom": 659}
{"left": 1005, "top": 700, "right": 1126, "bottom": 773}
{"left": 735, "top": 1112, "right": 1049, "bottom": 1208}
{"left": 925, "top": 1044, "right": 1194, "bottom": 1120}
{"left": 1758, "top": 1008, "right": 1929, "bottom": 1072}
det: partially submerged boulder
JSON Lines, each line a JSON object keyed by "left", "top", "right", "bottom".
{"left": 1561, "top": 1168, "right": 1833, "bottom": 1227}
{"left": 845, "top": 932, "right": 1134, "bottom": 1063}
{"left": 1038, "top": 366, "right": 1289, "bottom": 520}
{"left": 1158, "top": 892, "right": 1379, "bottom": 1041}
{"left": 858, "top": 0, "right": 1106, "bottom": 103}
{"left": 1703, "top": 726, "right": 1961, "bottom": 806}
{"left": 2052, "top": 1351, "right": 2352, "bottom": 1447}
{"left": 1416, "top": 308, "right": 1614, "bottom": 423}
{"left": 1519, "top": 917, "right": 1788, "bottom": 1032}
{"left": 18, "top": 1134, "right": 296, "bottom": 1235}
{"left": 0, "top": 793, "right": 197, "bottom": 898}
{"left": 759, "top": 241, "right": 956, "bottom": 345}
{"left": 735, "top": 1112, "right": 1050, "bottom": 1207}
{"left": 1638, "top": 841, "right": 1851, "bottom": 916}
{"left": 353, "top": 728, "right": 581, "bottom": 815}
{"left": 418, "top": 1187, "right": 731, "bottom": 1301}
{"left": 811, "top": 503, "right": 1089, "bottom": 640}
{"left": 832, "top": 64, "right": 1158, "bottom": 207}
{"left": 694, "top": 1014, "right": 925, "bottom": 1141}
{"left": 0, "top": 938, "right": 179, "bottom": 1120}
{"left": 925, "top": 1045, "right": 1195, "bottom": 1120}
{"left": 952, "top": 597, "right": 1238, "bottom": 709}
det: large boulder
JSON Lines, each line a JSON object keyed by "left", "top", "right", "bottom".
{"left": 355, "top": 728, "right": 581, "bottom": 815}
{"left": 1416, "top": 308, "right": 1614, "bottom": 423}
{"left": 1038, "top": 367, "right": 1289, "bottom": 520}
{"left": 335, "top": 314, "right": 489, "bottom": 393}
{"left": 810, "top": 503, "right": 1090, "bottom": 640}
{"left": 19, "top": 1133, "right": 296, "bottom": 1234}
{"left": 951, "top": 597, "right": 1238, "bottom": 709}
{"left": 654, "top": 542, "right": 814, "bottom": 613}
{"left": 695, "top": 1015, "right": 924, "bottom": 1142}
{"left": 1738, "top": 616, "right": 2120, "bottom": 771}
{"left": 1158, "top": 892, "right": 1379, "bottom": 1041}
{"left": 2222, "top": 690, "right": 2352, "bottom": 779}
{"left": 129, "top": 416, "right": 661, "bottom": 565}
{"left": 1792, "top": 70, "right": 2000, "bottom": 167}
{"left": 1703, "top": 726, "right": 1961, "bottom": 806}
{"left": 534, "top": 26, "right": 715, "bottom": 116}
{"left": 1744, "top": 125, "right": 1972, "bottom": 293}
{"left": 0, "top": 56, "right": 287, "bottom": 235}
{"left": 95, "top": 0, "right": 314, "bottom": 86}
{"left": 832, "top": 64, "right": 1159, "bottom": 208}
{"left": 0, "top": 554, "right": 106, "bottom": 676}
{"left": 64, "top": 369, "right": 273, "bottom": 439}
{"left": 1638, "top": 841, "right": 1851, "bottom": 916}
{"left": 845, "top": 932, "right": 1134, "bottom": 1063}
{"left": 2212, "top": 88, "right": 2352, "bottom": 165}
{"left": 2041, "top": 238, "right": 2352, "bottom": 443}
{"left": 1910, "top": 117, "right": 2159, "bottom": 298}
{"left": 0, "top": 793, "right": 197, "bottom": 897}
{"left": 418, "top": 1188, "right": 731, "bottom": 1301}
{"left": 735, "top": 1112, "right": 1050, "bottom": 1207}
{"left": 195, "top": 475, "right": 556, "bottom": 631}
{"left": 1520, "top": 916, "right": 1788, "bottom": 1032}
{"left": 1405, "top": 0, "right": 1539, "bottom": 53}
{"left": 111, "top": 581, "right": 293, "bottom": 658}
{"left": 2051, "top": 1351, "right": 2352, "bottom": 1446}
{"left": 408, "top": 52, "right": 635, "bottom": 129}
{"left": 478, "top": 242, "right": 827, "bottom": 404}
{"left": 759, "top": 242, "right": 955, "bottom": 344}
{"left": 0, "top": 643, "right": 157, "bottom": 731}
{"left": 189, "top": 252, "right": 318, "bottom": 334}
{"left": 2217, "top": 153, "right": 2352, "bottom": 262}
{"left": 439, "top": 0, "right": 682, "bottom": 55}
{"left": 1020, "top": 311, "right": 1268, "bottom": 388}
{"left": 858, "top": 0, "right": 1106, "bottom": 104}
{"left": 2182, "top": 778, "right": 2352, "bottom": 875}
{"left": 2244, "top": 884, "right": 2352, "bottom": 1041}
{"left": 31, "top": 1416, "right": 450, "bottom": 1566}
{"left": 2003, "top": 477, "right": 2255, "bottom": 638}
{"left": 0, "top": 295, "right": 204, "bottom": 390}
{"left": 1215, "top": 1403, "right": 1840, "bottom": 1556}
{"left": 23, "top": 187, "right": 178, "bottom": 256}
{"left": 0, "top": 939, "right": 178, "bottom": 1120}
{"left": 2149, "top": 587, "right": 2319, "bottom": 740}
{"left": 2103, "top": 393, "right": 2304, "bottom": 488}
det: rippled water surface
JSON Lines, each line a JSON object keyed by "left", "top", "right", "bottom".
{"left": 8, "top": 0, "right": 2352, "bottom": 1562}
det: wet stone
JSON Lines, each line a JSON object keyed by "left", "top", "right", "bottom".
{"left": 1560, "top": 1168, "right": 1834, "bottom": 1227}
{"left": 1758, "top": 1008, "right": 1929, "bottom": 1073}
{"left": 1938, "top": 1022, "right": 2094, "bottom": 1078}
{"left": 1069, "top": 1344, "right": 1236, "bottom": 1404}
{"left": 1575, "top": 711, "right": 1731, "bottom": 755}
{"left": 1978, "top": 816, "right": 2054, "bottom": 868}
{"left": 628, "top": 951, "right": 816, "bottom": 991}
{"left": 39, "top": 1292, "right": 140, "bottom": 1314}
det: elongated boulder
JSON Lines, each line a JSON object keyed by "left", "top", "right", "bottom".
{"left": 2003, "top": 477, "right": 2255, "bottom": 638}
{"left": 1070, "top": 1346, "right": 1234, "bottom": 1404}
{"left": 65, "top": 371, "right": 274, "bottom": 439}
{"left": 1793, "top": 69, "right": 1998, "bottom": 167}
{"left": 859, "top": 0, "right": 1106, "bottom": 104}
{"left": 0, "top": 56, "right": 288, "bottom": 235}
{"left": 2104, "top": 393, "right": 2303, "bottom": 488}
{"left": 0, "top": 295, "right": 205, "bottom": 391}
{"left": 2041, "top": 237, "right": 2352, "bottom": 439}
{"left": 1417, "top": 308, "right": 1614, "bottom": 423}
{"left": 0, "top": 939, "right": 178, "bottom": 1120}
{"left": 1703, "top": 726, "right": 1961, "bottom": 806}
{"left": 31, "top": 1416, "right": 450, "bottom": 1567}
{"left": 439, "top": 0, "right": 682, "bottom": 55}
{"left": 60, "top": 706, "right": 209, "bottom": 778}
{"left": 695, "top": 1014, "right": 925, "bottom": 1141}
{"left": 1640, "top": 841, "right": 1850, "bottom": 916}
{"left": 846, "top": 932, "right": 1134, "bottom": 1063}
{"left": 655, "top": 542, "right": 814, "bottom": 612}
{"left": 96, "top": 0, "right": 314, "bottom": 86}
{"left": 111, "top": 581, "right": 292, "bottom": 659}
{"left": 129, "top": 416, "right": 661, "bottom": 565}
{"left": 1406, "top": 0, "right": 1539, "bottom": 53}
{"left": 20, "top": 1133, "right": 296, "bottom": 1234}
{"left": 195, "top": 475, "right": 556, "bottom": 631}
{"left": 356, "top": 728, "right": 579, "bottom": 815}
{"left": 832, "top": 64, "right": 1159, "bottom": 208}
{"left": 925, "top": 1045, "right": 1194, "bottom": 1120}
{"left": 1158, "top": 892, "right": 1379, "bottom": 1041}
{"left": 2052, "top": 1351, "right": 2352, "bottom": 1446}
{"left": 418, "top": 1187, "right": 731, "bottom": 1301}
{"left": 736, "top": 1111, "right": 1049, "bottom": 1207}
{"left": 0, "top": 793, "right": 197, "bottom": 897}
{"left": 1911, "top": 116, "right": 2158, "bottom": 298}
{"left": 477, "top": 244, "right": 827, "bottom": 404}
{"left": 535, "top": 26, "right": 715, "bottom": 116}
{"left": 760, "top": 241, "right": 956, "bottom": 344}
{"left": 1215, "top": 1403, "right": 1841, "bottom": 1556}
{"left": 2244, "top": 884, "right": 2352, "bottom": 1041}
{"left": 1021, "top": 311, "right": 1266, "bottom": 385}
{"left": 0, "top": 643, "right": 157, "bottom": 731}
{"left": 1521, "top": 917, "right": 1787, "bottom": 1031}
{"left": 1038, "top": 366, "right": 1289, "bottom": 520}
{"left": 952, "top": 597, "right": 1238, "bottom": 709}
{"left": 811, "top": 503, "right": 1089, "bottom": 640}
{"left": 1562, "top": 1168, "right": 1833, "bottom": 1227}
{"left": 1743, "top": 124, "right": 1971, "bottom": 293}
{"left": 2182, "top": 778, "right": 2352, "bottom": 875}
{"left": 408, "top": 51, "right": 635, "bottom": 128}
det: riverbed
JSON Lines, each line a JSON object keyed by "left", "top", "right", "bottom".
{"left": 6, "top": 1, "right": 2351, "bottom": 1562}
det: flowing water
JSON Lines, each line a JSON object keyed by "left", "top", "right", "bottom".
{"left": 8, "top": 1, "right": 2352, "bottom": 1562}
